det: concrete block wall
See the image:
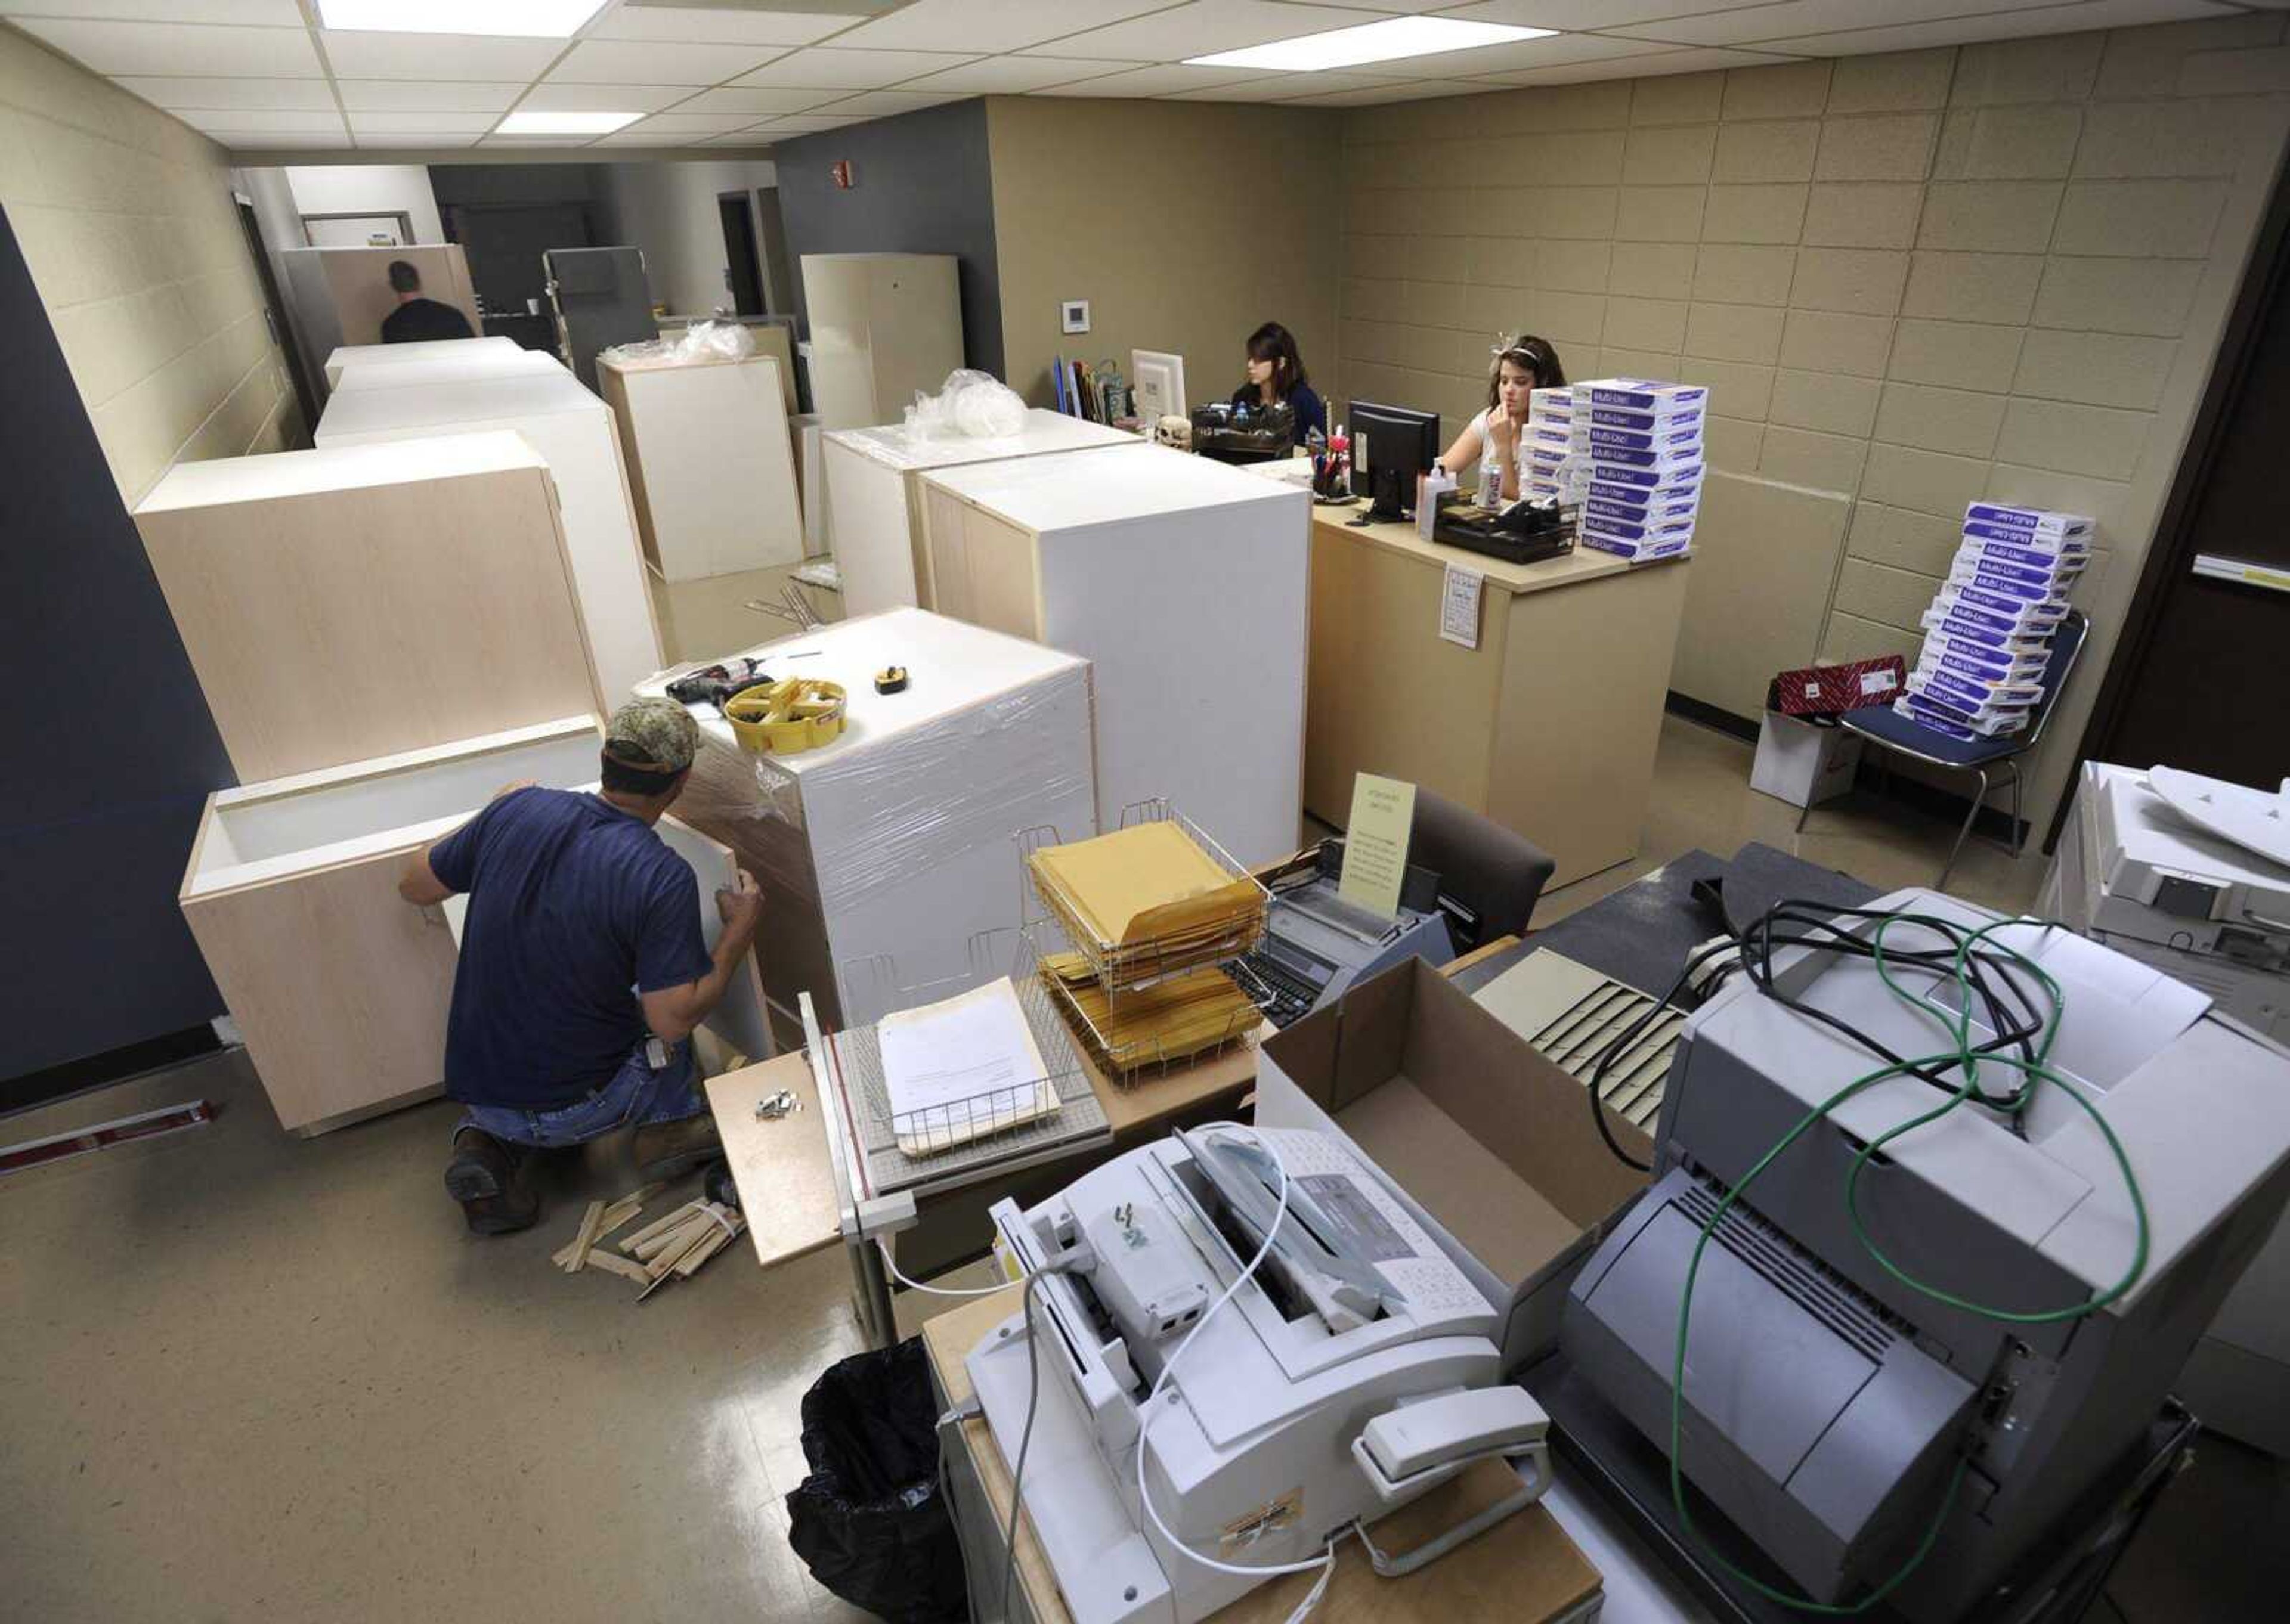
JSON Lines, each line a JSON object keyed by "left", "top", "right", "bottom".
{"left": 1336, "top": 18, "right": 2290, "bottom": 832}
{"left": 0, "top": 25, "right": 295, "bottom": 505}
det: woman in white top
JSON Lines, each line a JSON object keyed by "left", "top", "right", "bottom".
{"left": 1437, "top": 334, "right": 1567, "bottom": 503}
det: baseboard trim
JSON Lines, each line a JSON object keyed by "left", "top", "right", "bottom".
{"left": 1, "top": 1027, "right": 223, "bottom": 1123}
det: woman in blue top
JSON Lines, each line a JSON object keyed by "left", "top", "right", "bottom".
{"left": 1233, "top": 321, "right": 1326, "bottom": 446}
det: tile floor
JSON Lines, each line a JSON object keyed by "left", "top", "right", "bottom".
{"left": 2, "top": 717, "right": 2279, "bottom": 1622}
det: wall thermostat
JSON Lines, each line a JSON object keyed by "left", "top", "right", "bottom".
{"left": 1060, "top": 299, "right": 1091, "bottom": 334}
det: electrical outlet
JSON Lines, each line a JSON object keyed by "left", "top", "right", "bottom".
{"left": 1060, "top": 299, "right": 1091, "bottom": 335}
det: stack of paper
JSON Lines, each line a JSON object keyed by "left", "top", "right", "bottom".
{"left": 1536, "top": 380, "right": 1707, "bottom": 564}
{"left": 1028, "top": 820, "right": 1266, "bottom": 989}
{"left": 1896, "top": 503, "right": 2090, "bottom": 740}
{"left": 877, "top": 977, "right": 1058, "bottom": 1157}
{"left": 1039, "top": 950, "right": 1260, "bottom": 1074}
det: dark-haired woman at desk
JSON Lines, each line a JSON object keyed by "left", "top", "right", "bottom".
{"left": 1437, "top": 333, "right": 1567, "bottom": 502}
{"left": 1232, "top": 321, "right": 1326, "bottom": 446}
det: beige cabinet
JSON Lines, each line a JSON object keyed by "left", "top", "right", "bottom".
{"left": 133, "top": 433, "right": 603, "bottom": 785}
{"left": 800, "top": 252, "right": 962, "bottom": 430}
{"left": 180, "top": 718, "right": 771, "bottom": 1136}
{"left": 282, "top": 244, "right": 482, "bottom": 380}
{"left": 598, "top": 352, "right": 803, "bottom": 581}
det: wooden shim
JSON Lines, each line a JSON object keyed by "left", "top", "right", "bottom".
{"left": 583, "top": 1250, "right": 652, "bottom": 1284}
{"left": 623, "top": 1200, "right": 704, "bottom": 1256}
{"left": 561, "top": 1200, "right": 607, "bottom": 1274}
{"left": 674, "top": 1213, "right": 747, "bottom": 1279}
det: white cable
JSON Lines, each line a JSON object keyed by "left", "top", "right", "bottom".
{"left": 1134, "top": 1122, "right": 1344, "bottom": 1583}
{"left": 877, "top": 1236, "right": 1019, "bottom": 1297}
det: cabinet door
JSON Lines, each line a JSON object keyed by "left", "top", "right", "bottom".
{"left": 923, "top": 491, "right": 1040, "bottom": 640}
{"left": 658, "top": 815, "right": 776, "bottom": 1068}
{"left": 184, "top": 848, "right": 458, "bottom": 1134}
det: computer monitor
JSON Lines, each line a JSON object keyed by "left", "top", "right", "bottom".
{"left": 1131, "top": 349, "right": 1187, "bottom": 422}
{"left": 1348, "top": 400, "right": 1440, "bottom": 522}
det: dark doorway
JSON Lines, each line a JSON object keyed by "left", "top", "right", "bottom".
{"left": 755, "top": 185, "right": 794, "bottom": 318}
{"left": 441, "top": 200, "right": 595, "bottom": 352}
{"left": 719, "top": 191, "right": 764, "bottom": 315}
{"left": 236, "top": 195, "right": 315, "bottom": 441}
{"left": 2065, "top": 146, "right": 2290, "bottom": 819}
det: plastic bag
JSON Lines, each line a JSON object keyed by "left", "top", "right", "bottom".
{"left": 596, "top": 318, "right": 758, "bottom": 369}
{"left": 785, "top": 1340, "right": 968, "bottom": 1623}
{"left": 904, "top": 367, "right": 1026, "bottom": 441}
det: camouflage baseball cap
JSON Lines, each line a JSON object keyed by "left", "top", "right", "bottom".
{"left": 605, "top": 696, "right": 700, "bottom": 773}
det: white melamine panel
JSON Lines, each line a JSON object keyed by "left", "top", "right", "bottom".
{"left": 601, "top": 354, "right": 802, "bottom": 580}
{"left": 315, "top": 371, "right": 664, "bottom": 701}
{"left": 323, "top": 334, "right": 525, "bottom": 389}
{"left": 800, "top": 253, "right": 963, "bottom": 431}
{"left": 326, "top": 348, "right": 564, "bottom": 395}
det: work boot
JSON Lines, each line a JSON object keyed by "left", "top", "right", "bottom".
{"left": 445, "top": 1127, "right": 539, "bottom": 1235}
{"left": 632, "top": 1112, "right": 723, "bottom": 1182}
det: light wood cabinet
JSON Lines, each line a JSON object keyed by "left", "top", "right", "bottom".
{"left": 597, "top": 352, "right": 803, "bottom": 581}
{"left": 180, "top": 718, "right": 770, "bottom": 1136}
{"left": 282, "top": 244, "right": 482, "bottom": 379}
{"left": 800, "top": 252, "right": 962, "bottom": 430}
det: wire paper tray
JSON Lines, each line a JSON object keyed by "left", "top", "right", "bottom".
{"left": 831, "top": 940, "right": 1106, "bottom": 1198}
{"left": 1020, "top": 800, "right": 1270, "bottom": 996}
{"left": 1040, "top": 944, "right": 1268, "bottom": 1084}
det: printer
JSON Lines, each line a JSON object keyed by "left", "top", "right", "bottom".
{"left": 968, "top": 1126, "right": 1549, "bottom": 1624}
{"left": 1239, "top": 841, "right": 1457, "bottom": 1027}
{"left": 1555, "top": 888, "right": 2290, "bottom": 1620}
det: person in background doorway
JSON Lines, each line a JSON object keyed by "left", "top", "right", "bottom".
{"left": 397, "top": 699, "right": 762, "bottom": 1235}
{"left": 1438, "top": 333, "right": 1567, "bottom": 503}
{"left": 1233, "top": 321, "right": 1326, "bottom": 446}
{"left": 380, "top": 259, "right": 475, "bottom": 344}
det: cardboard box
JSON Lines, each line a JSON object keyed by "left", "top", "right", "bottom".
{"left": 1766, "top": 653, "right": 1904, "bottom": 717}
{"left": 1256, "top": 958, "right": 1650, "bottom": 1371}
{"left": 1751, "top": 711, "right": 1865, "bottom": 807}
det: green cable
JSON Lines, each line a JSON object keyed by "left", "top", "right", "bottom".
{"left": 1666, "top": 912, "right": 2150, "bottom": 1613}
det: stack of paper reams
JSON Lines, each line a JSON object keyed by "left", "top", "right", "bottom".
{"left": 1898, "top": 503, "right": 2091, "bottom": 739}
{"left": 1524, "top": 379, "right": 1706, "bottom": 563}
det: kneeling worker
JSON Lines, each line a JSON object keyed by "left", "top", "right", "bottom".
{"left": 398, "top": 699, "right": 762, "bottom": 1234}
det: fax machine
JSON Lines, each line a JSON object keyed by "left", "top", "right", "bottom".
{"left": 1555, "top": 887, "right": 2290, "bottom": 1620}
{"left": 968, "top": 1126, "right": 1549, "bottom": 1624}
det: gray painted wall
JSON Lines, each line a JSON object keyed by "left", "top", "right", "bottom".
{"left": 772, "top": 98, "right": 1002, "bottom": 378}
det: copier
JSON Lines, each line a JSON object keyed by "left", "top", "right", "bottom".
{"left": 967, "top": 1125, "right": 1551, "bottom": 1623}
{"left": 1555, "top": 887, "right": 2290, "bottom": 1620}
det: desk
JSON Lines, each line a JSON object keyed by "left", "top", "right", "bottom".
{"left": 921, "top": 1286, "right": 1607, "bottom": 1624}
{"left": 1305, "top": 506, "right": 1689, "bottom": 888}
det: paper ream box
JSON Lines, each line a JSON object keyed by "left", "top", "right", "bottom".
{"left": 1892, "top": 696, "right": 1984, "bottom": 742}
{"left": 1901, "top": 690, "right": 2028, "bottom": 737}
{"left": 1584, "top": 491, "right": 1700, "bottom": 528}
{"left": 1916, "top": 669, "right": 2039, "bottom": 714}
{"left": 1580, "top": 531, "right": 1692, "bottom": 563}
{"left": 1530, "top": 386, "right": 1575, "bottom": 413}
{"left": 1949, "top": 557, "right": 2062, "bottom": 596}
{"left": 1921, "top": 608, "right": 2053, "bottom": 652}
{"left": 1768, "top": 655, "right": 1907, "bottom": 716}
{"left": 1945, "top": 581, "right": 2069, "bottom": 618}
{"left": 1921, "top": 641, "right": 2044, "bottom": 685}
{"left": 1584, "top": 403, "right": 1705, "bottom": 432}
{"left": 1255, "top": 957, "right": 1652, "bottom": 1372}
{"left": 1585, "top": 460, "right": 1705, "bottom": 490}
{"left": 1585, "top": 379, "right": 1707, "bottom": 414}
{"left": 1574, "top": 422, "right": 1706, "bottom": 454}
{"left": 1581, "top": 511, "right": 1696, "bottom": 544}
{"left": 1583, "top": 440, "right": 1705, "bottom": 471}
{"left": 1961, "top": 535, "right": 2087, "bottom": 572}
{"left": 1932, "top": 585, "right": 2067, "bottom": 627}
{"left": 1964, "top": 502, "right": 2093, "bottom": 537}
{"left": 1587, "top": 475, "right": 1700, "bottom": 507}
{"left": 1963, "top": 519, "right": 2094, "bottom": 550}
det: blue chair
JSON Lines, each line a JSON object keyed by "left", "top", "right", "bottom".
{"left": 1797, "top": 610, "right": 2087, "bottom": 890}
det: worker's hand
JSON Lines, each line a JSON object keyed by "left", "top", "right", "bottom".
{"left": 716, "top": 869, "right": 763, "bottom": 934}
{"left": 491, "top": 779, "right": 536, "bottom": 801}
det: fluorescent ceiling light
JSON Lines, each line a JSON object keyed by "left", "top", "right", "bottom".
{"left": 1187, "top": 17, "right": 1554, "bottom": 72}
{"left": 497, "top": 109, "right": 639, "bottom": 135}
{"left": 318, "top": 1, "right": 607, "bottom": 38}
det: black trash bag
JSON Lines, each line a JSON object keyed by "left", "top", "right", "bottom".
{"left": 785, "top": 1338, "right": 968, "bottom": 1623}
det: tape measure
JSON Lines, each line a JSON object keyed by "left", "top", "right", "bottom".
{"left": 723, "top": 677, "right": 846, "bottom": 755}
{"left": 874, "top": 665, "right": 908, "bottom": 694}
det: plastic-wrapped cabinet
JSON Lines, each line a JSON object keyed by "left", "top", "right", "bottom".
{"left": 635, "top": 608, "right": 1098, "bottom": 1028}
{"left": 917, "top": 442, "right": 1308, "bottom": 867}
{"left": 323, "top": 334, "right": 528, "bottom": 392}
{"left": 823, "top": 408, "right": 1145, "bottom": 616}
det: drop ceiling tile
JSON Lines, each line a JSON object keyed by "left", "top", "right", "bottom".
{"left": 829, "top": 0, "right": 1172, "bottom": 54}
{"left": 1282, "top": 78, "right": 1488, "bottom": 105}
{"left": 335, "top": 80, "right": 529, "bottom": 111}
{"left": 1758, "top": 0, "right": 2235, "bottom": 56}
{"left": 1441, "top": 0, "right": 1779, "bottom": 27}
{"left": 346, "top": 110, "right": 497, "bottom": 134}
{"left": 703, "top": 131, "right": 776, "bottom": 146}
{"left": 588, "top": 4, "right": 856, "bottom": 47}
{"left": 1018, "top": 1, "right": 1395, "bottom": 62}
{"left": 1609, "top": 0, "right": 2069, "bottom": 47}
{"left": 808, "top": 88, "right": 964, "bottom": 114}
{"left": 515, "top": 82, "right": 695, "bottom": 112}
{"left": 898, "top": 56, "right": 1137, "bottom": 94}
{"left": 222, "top": 132, "right": 354, "bottom": 148}
{"left": 179, "top": 107, "right": 347, "bottom": 134}
{"left": 624, "top": 111, "right": 765, "bottom": 134}
{"left": 481, "top": 134, "right": 596, "bottom": 146}
{"left": 320, "top": 30, "right": 564, "bottom": 80}
{"left": 731, "top": 47, "right": 982, "bottom": 89}
{"left": 549, "top": 38, "right": 787, "bottom": 84}
{"left": 1030, "top": 63, "right": 1274, "bottom": 97}
{"left": 1166, "top": 72, "right": 1373, "bottom": 101}
{"left": 357, "top": 132, "right": 478, "bottom": 148}
{"left": 748, "top": 113, "right": 862, "bottom": 133}
{"left": 1387, "top": 33, "right": 1685, "bottom": 78}
{"left": 594, "top": 130, "right": 719, "bottom": 145}
{"left": 671, "top": 85, "right": 843, "bottom": 115}
{"left": 13, "top": 17, "right": 320, "bottom": 77}
{"left": 112, "top": 76, "right": 338, "bottom": 111}
{"left": 0, "top": 1, "right": 301, "bottom": 21}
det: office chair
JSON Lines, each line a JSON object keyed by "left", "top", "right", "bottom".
{"left": 1410, "top": 788, "right": 1556, "bottom": 944}
{"left": 1798, "top": 610, "right": 2087, "bottom": 891}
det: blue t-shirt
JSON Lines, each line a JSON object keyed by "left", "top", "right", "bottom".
{"left": 427, "top": 788, "right": 713, "bottom": 1108}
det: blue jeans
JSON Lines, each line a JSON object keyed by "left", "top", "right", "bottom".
{"left": 456, "top": 1037, "right": 704, "bottom": 1148}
